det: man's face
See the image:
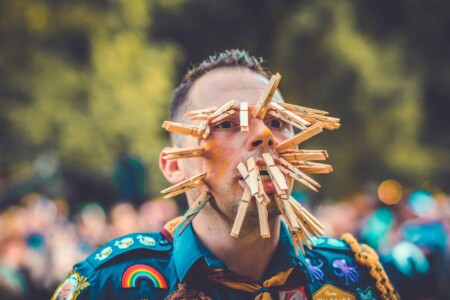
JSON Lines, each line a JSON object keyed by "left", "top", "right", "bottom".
{"left": 165, "top": 67, "right": 293, "bottom": 225}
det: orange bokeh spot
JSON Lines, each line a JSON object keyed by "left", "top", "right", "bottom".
{"left": 377, "top": 179, "right": 403, "bottom": 205}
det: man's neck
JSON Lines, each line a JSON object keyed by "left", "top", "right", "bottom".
{"left": 192, "top": 214, "right": 281, "bottom": 282}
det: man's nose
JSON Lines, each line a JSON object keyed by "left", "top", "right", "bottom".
{"left": 246, "top": 119, "right": 275, "bottom": 151}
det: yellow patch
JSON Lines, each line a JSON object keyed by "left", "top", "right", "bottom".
{"left": 312, "top": 284, "right": 355, "bottom": 300}
{"left": 52, "top": 271, "right": 90, "bottom": 300}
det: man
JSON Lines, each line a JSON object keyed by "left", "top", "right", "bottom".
{"left": 52, "top": 49, "right": 398, "bottom": 299}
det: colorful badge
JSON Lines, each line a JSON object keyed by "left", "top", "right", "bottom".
{"left": 278, "top": 286, "right": 307, "bottom": 300}
{"left": 95, "top": 246, "right": 113, "bottom": 261}
{"left": 52, "top": 271, "right": 90, "bottom": 300}
{"left": 121, "top": 264, "right": 168, "bottom": 289}
{"left": 332, "top": 259, "right": 359, "bottom": 285}
{"left": 306, "top": 258, "right": 324, "bottom": 282}
{"left": 327, "top": 238, "right": 347, "bottom": 248}
{"left": 114, "top": 237, "right": 134, "bottom": 249}
{"left": 312, "top": 284, "right": 355, "bottom": 300}
{"left": 137, "top": 234, "right": 156, "bottom": 246}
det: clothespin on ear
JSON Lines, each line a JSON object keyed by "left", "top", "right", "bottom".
{"left": 239, "top": 102, "right": 249, "bottom": 132}
{"left": 280, "top": 149, "right": 328, "bottom": 162}
{"left": 164, "top": 146, "right": 205, "bottom": 160}
{"left": 207, "top": 100, "right": 236, "bottom": 123}
{"left": 252, "top": 73, "right": 282, "bottom": 119}
{"left": 268, "top": 102, "right": 310, "bottom": 130}
{"left": 160, "top": 172, "right": 207, "bottom": 198}
{"left": 276, "top": 123, "right": 324, "bottom": 152}
{"left": 162, "top": 121, "right": 205, "bottom": 139}
{"left": 230, "top": 187, "right": 251, "bottom": 237}
{"left": 177, "top": 191, "right": 211, "bottom": 235}
{"left": 279, "top": 158, "right": 321, "bottom": 191}
{"left": 185, "top": 106, "right": 217, "bottom": 120}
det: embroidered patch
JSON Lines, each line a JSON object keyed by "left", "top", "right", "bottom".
{"left": 327, "top": 238, "right": 347, "bottom": 248}
{"left": 356, "top": 287, "right": 376, "bottom": 300}
{"left": 312, "top": 284, "right": 355, "bottom": 300}
{"left": 114, "top": 237, "right": 134, "bottom": 249}
{"left": 332, "top": 259, "right": 359, "bottom": 285}
{"left": 306, "top": 258, "right": 324, "bottom": 282}
{"left": 137, "top": 234, "right": 156, "bottom": 246}
{"left": 278, "top": 286, "right": 307, "bottom": 300}
{"left": 121, "top": 264, "right": 168, "bottom": 289}
{"left": 95, "top": 246, "right": 112, "bottom": 261}
{"left": 52, "top": 272, "right": 90, "bottom": 300}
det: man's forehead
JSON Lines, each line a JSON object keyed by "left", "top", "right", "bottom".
{"left": 187, "top": 68, "right": 284, "bottom": 110}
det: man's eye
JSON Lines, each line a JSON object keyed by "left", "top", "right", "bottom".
{"left": 213, "top": 121, "right": 237, "bottom": 129}
{"left": 267, "top": 119, "right": 284, "bottom": 129}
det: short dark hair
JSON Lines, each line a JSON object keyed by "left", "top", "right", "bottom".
{"left": 169, "top": 49, "right": 270, "bottom": 123}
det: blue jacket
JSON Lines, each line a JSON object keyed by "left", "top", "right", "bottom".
{"left": 52, "top": 222, "right": 394, "bottom": 299}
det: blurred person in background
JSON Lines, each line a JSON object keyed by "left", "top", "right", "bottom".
{"left": 108, "top": 202, "right": 140, "bottom": 239}
{"left": 138, "top": 198, "right": 179, "bottom": 232}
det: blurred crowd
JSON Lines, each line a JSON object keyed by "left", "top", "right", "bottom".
{"left": 0, "top": 194, "right": 179, "bottom": 299}
{"left": 0, "top": 187, "right": 448, "bottom": 299}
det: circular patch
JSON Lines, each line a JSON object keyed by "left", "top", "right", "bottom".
{"left": 53, "top": 273, "right": 79, "bottom": 300}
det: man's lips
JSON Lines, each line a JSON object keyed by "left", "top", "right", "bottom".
{"left": 237, "top": 155, "right": 282, "bottom": 194}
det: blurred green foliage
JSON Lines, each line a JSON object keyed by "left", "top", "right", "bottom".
{"left": 1, "top": 0, "right": 449, "bottom": 204}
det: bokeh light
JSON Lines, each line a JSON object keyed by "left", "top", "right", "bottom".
{"left": 408, "top": 190, "right": 435, "bottom": 216}
{"left": 377, "top": 179, "right": 403, "bottom": 205}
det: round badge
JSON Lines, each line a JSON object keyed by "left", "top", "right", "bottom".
{"left": 53, "top": 273, "right": 79, "bottom": 300}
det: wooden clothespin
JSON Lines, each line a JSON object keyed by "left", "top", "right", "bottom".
{"left": 257, "top": 200, "right": 270, "bottom": 238}
{"left": 240, "top": 102, "right": 249, "bottom": 132}
{"left": 279, "top": 158, "right": 321, "bottom": 191}
{"left": 185, "top": 106, "right": 217, "bottom": 120}
{"left": 237, "top": 162, "right": 258, "bottom": 197}
{"left": 230, "top": 186, "right": 251, "bottom": 237}
{"left": 162, "top": 121, "right": 203, "bottom": 139}
{"left": 297, "top": 161, "right": 333, "bottom": 174}
{"left": 177, "top": 191, "right": 211, "bottom": 235}
{"left": 160, "top": 172, "right": 207, "bottom": 198}
{"left": 247, "top": 157, "right": 265, "bottom": 204}
{"left": 207, "top": 100, "right": 235, "bottom": 122}
{"left": 280, "top": 150, "right": 327, "bottom": 162}
{"left": 164, "top": 146, "right": 205, "bottom": 160}
{"left": 289, "top": 197, "right": 324, "bottom": 237}
{"left": 269, "top": 102, "right": 310, "bottom": 130}
{"left": 262, "top": 153, "right": 288, "bottom": 193}
{"left": 252, "top": 73, "right": 282, "bottom": 119}
{"left": 276, "top": 123, "right": 324, "bottom": 152}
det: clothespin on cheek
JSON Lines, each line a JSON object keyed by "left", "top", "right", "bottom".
{"left": 160, "top": 172, "right": 207, "bottom": 198}
{"left": 163, "top": 146, "right": 205, "bottom": 160}
{"left": 239, "top": 102, "right": 249, "bottom": 132}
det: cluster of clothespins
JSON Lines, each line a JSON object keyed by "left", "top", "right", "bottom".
{"left": 160, "top": 72, "right": 340, "bottom": 253}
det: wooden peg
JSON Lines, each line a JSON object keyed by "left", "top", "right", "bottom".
{"left": 257, "top": 174, "right": 271, "bottom": 205}
{"left": 276, "top": 123, "right": 324, "bottom": 152}
{"left": 294, "top": 232, "right": 306, "bottom": 255}
{"left": 280, "top": 150, "right": 327, "bottom": 161}
{"left": 297, "top": 161, "right": 333, "bottom": 174}
{"left": 280, "top": 195, "right": 300, "bottom": 230}
{"left": 202, "top": 125, "right": 211, "bottom": 139}
{"left": 178, "top": 191, "right": 211, "bottom": 235}
{"left": 257, "top": 200, "right": 270, "bottom": 238}
{"left": 185, "top": 106, "right": 217, "bottom": 117}
{"left": 230, "top": 187, "right": 251, "bottom": 237}
{"left": 240, "top": 102, "right": 249, "bottom": 132}
{"left": 207, "top": 100, "right": 235, "bottom": 121}
{"left": 210, "top": 109, "right": 237, "bottom": 124}
{"left": 246, "top": 158, "right": 260, "bottom": 198}
{"left": 164, "top": 146, "right": 205, "bottom": 160}
{"left": 252, "top": 73, "right": 282, "bottom": 119}
{"left": 269, "top": 102, "right": 310, "bottom": 129}
{"left": 237, "top": 162, "right": 258, "bottom": 198}
{"left": 261, "top": 153, "right": 288, "bottom": 192}
{"left": 162, "top": 121, "right": 203, "bottom": 138}
{"left": 161, "top": 172, "right": 207, "bottom": 198}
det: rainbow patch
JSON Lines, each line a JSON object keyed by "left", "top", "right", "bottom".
{"left": 121, "top": 264, "right": 168, "bottom": 289}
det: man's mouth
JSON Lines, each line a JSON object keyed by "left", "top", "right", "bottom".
{"left": 237, "top": 157, "right": 280, "bottom": 194}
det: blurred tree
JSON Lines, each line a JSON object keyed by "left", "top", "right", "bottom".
{"left": 1, "top": 0, "right": 179, "bottom": 202}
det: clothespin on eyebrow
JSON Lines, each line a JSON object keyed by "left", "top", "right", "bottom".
{"left": 185, "top": 106, "right": 217, "bottom": 120}
{"left": 239, "top": 102, "right": 249, "bottom": 132}
{"left": 230, "top": 186, "right": 251, "bottom": 237}
{"left": 268, "top": 102, "right": 310, "bottom": 130}
{"left": 280, "top": 149, "right": 328, "bottom": 162}
{"left": 164, "top": 146, "right": 205, "bottom": 160}
{"left": 177, "top": 191, "right": 211, "bottom": 236}
{"left": 207, "top": 100, "right": 236, "bottom": 122}
{"left": 279, "top": 158, "right": 321, "bottom": 192}
{"left": 252, "top": 73, "right": 282, "bottom": 119}
{"left": 295, "top": 161, "right": 333, "bottom": 174}
{"left": 275, "top": 123, "right": 324, "bottom": 152}
{"left": 160, "top": 172, "right": 207, "bottom": 198}
{"left": 162, "top": 121, "right": 204, "bottom": 139}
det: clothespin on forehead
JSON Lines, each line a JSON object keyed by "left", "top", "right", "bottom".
{"left": 252, "top": 73, "right": 282, "bottom": 119}
{"left": 239, "top": 102, "right": 249, "bottom": 132}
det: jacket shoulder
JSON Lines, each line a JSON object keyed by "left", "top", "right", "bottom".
{"left": 85, "top": 231, "right": 172, "bottom": 270}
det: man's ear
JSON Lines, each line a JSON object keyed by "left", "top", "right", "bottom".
{"left": 160, "top": 147, "right": 185, "bottom": 184}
